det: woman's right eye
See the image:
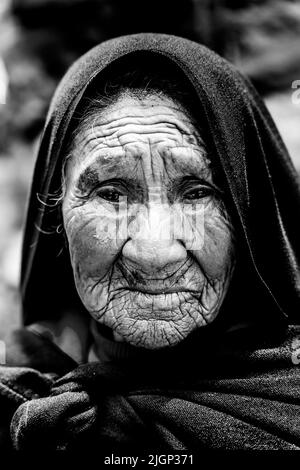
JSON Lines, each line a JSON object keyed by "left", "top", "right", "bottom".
{"left": 95, "top": 186, "right": 126, "bottom": 203}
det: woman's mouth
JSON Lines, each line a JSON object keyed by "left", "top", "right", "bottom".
{"left": 113, "top": 286, "right": 201, "bottom": 312}
{"left": 122, "top": 286, "right": 199, "bottom": 295}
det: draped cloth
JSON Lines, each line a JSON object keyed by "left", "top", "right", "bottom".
{"left": 5, "top": 325, "right": 300, "bottom": 450}
{"left": 2, "top": 33, "right": 300, "bottom": 450}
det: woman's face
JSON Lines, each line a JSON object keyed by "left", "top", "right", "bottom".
{"left": 62, "top": 92, "right": 235, "bottom": 349}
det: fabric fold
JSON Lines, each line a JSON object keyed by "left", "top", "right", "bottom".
{"left": 8, "top": 326, "right": 300, "bottom": 450}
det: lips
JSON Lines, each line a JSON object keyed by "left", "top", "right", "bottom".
{"left": 124, "top": 288, "right": 192, "bottom": 312}
{"left": 122, "top": 286, "right": 198, "bottom": 295}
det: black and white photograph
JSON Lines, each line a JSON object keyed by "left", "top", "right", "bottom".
{"left": 0, "top": 0, "right": 300, "bottom": 454}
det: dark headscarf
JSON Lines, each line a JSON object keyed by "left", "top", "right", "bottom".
{"left": 21, "top": 33, "right": 300, "bottom": 328}
{"left": 4, "top": 33, "right": 300, "bottom": 452}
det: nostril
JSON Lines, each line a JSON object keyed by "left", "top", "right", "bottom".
{"left": 122, "top": 238, "right": 187, "bottom": 271}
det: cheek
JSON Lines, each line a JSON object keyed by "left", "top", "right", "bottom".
{"left": 64, "top": 208, "right": 124, "bottom": 279}
{"left": 190, "top": 202, "right": 234, "bottom": 278}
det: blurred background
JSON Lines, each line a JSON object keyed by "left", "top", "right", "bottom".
{"left": 0, "top": 0, "right": 300, "bottom": 337}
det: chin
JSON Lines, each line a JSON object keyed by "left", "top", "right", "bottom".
{"left": 103, "top": 317, "right": 205, "bottom": 350}
{"left": 88, "top": 293, "right": 221, "bottom": 349}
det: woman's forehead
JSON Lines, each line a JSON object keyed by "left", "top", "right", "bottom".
{"left": 76, "top": 91, "right": 202, "bottom": 139}
{"left": 69, "top": 92, "right": 209, "bottom": 176}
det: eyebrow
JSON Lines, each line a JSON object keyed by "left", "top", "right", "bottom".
{"left": 77, "top": 154, "right": 126, "bottom": 192}
{"left": 77, "top": 167, "right": 100, "bottom": 192}
{"left": 76, "top": 148, "right": 212, "bottom": 193}
{"left": 77, "top": 163, "right": 138, "bottom": 193}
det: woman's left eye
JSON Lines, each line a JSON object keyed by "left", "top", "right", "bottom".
{"left": 182, "top": 187, "right": 212, "bottom": 201}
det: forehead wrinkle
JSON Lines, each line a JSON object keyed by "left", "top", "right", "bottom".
{"left": 78, "top": 124, "right": 193, "bottom": 149}
{"left": 71, "top": 96, "right": 210, "bottom": 185}
{"left": 74, "top": 97, "right": 206, "bottom": 158}
{"left": 74, "top": 136, "right": 211, "bottom": 189}
{"left": 77, "top": 110, "right": 198, "bottom": 144}
{"left": 162, "top": 146, "right": 212, "bottom": 182}
{"left": 75, "top": 148, "right": 212, "bottom": 193}
{"left": 99, "top": 106, "right": 195, "bottom": 129}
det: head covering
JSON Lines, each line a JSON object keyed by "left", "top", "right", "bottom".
{"left": 6, "top": 34, "right": 300, "bottom": 451}
{"left": 21, "top": 33, "right": 300, "bottom": 329}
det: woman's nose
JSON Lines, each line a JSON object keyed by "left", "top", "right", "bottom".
{"left": 122, "top": 203, "right": 187, "bottom": 271}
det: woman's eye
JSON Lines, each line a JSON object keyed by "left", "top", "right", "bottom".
{"left": 96, "top": 187, "right": 125, "bottom": 203}
{"left": 183, "top": 187, "right": 211, "bottom": 201}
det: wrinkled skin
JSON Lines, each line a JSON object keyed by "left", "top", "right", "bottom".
{"left": 63, "top": 92, "right": 235, "bottom": 349}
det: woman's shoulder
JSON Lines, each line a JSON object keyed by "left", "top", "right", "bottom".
{"left": 0, "top": 325, "right": 74, "bottom": 448}
{"left": 3, "top": 326, "right": 77, "bottom": 374}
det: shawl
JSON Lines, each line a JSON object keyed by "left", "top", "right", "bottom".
{"left": 2, "top": 325, "right": 300, "bottom": 450}
{"left": 2, "top": 33, "right": 300, "bottom": 450}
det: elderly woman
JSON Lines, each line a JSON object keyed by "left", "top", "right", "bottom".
{"left": 1, "top": 33, "right": 300, "bottom": 451}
